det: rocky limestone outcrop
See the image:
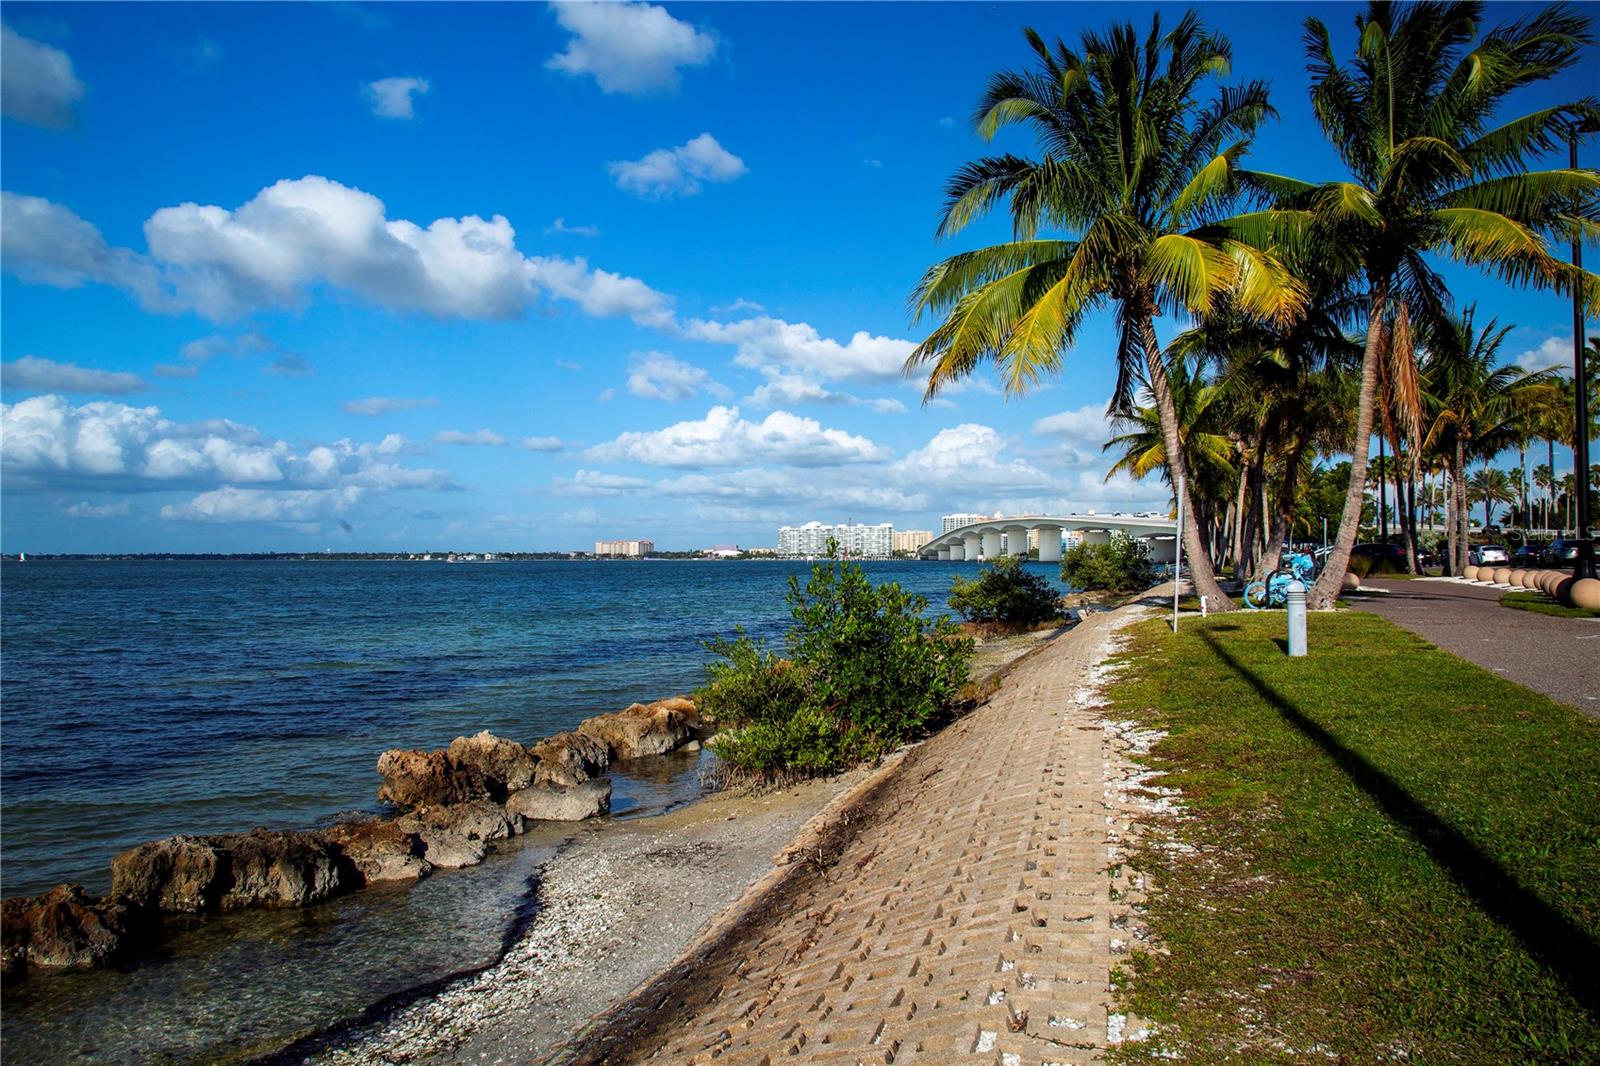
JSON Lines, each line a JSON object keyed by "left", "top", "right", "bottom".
{"left": 577, "top": 696, "right": 705, "bottom": 760}
{"left": 375, "top": 748, "right": 490, "bottom": 809}
{"left": 321, "top": 820, "right": 430, "bottom": 885}
{"left": 528, "top": 730, "right": 611, "bottom": 788}
{"left": 111, "top": 829, "right": 347, "bottom": 913}
{"left": 448, "top": 731, "right": 537, "bottom": 795}
{"left": 2, "top": 884, "right": 135, "bottom": 979}
{"left": 396, "top": 799, "right": 525, "bottom": 869}
{"left": 506, "top": 778, "right": 613, "bottom": 821}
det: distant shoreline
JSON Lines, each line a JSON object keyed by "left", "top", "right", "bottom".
{"left": 1, "top": 553, "right": 947, "bottom": 563}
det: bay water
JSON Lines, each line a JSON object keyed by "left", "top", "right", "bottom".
{"left": 1, "top": 557, "right": 1070, "bottom": 1062}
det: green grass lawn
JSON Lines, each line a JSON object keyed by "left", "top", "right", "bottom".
{"left": 1107, "top": 612, "right": 1600, "bottom": 1063}
{"left": 1500, "top": 590, "right": 1600, "bottom": 620}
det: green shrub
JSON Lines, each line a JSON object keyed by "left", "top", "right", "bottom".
{"left": 700, "top": 552, "right": 973, "bottom": 784}
{"left": 948, "top": 555, "right": 1065, "bottom": 628}
{"left": 1059, "top": 533, "right": 1154, "bottom": 591}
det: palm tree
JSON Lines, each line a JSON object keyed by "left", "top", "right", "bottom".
{"left": 1534, "top": 461, "right": 1555, "bottom": 530}
{"left": 906, "top": 15, "right": 1307, "bottom": 611}
{"left": 1468, "top": 466, "right": 1516, "bottom": 529}
{"left": 1245, "top": 1, "right": 1600, "bottom": 607}
{"left": 1420, "top": 308, "right": 1556, "bottom": 572}
{"left": 1103, "top": 355, "right": 1238, "bottom": 561}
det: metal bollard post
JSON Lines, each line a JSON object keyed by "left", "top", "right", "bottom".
{"left": 1286, "top": 579, "right": 1307, "bottom": 657}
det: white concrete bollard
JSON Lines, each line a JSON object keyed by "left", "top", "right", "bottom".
{"left": 1286, "top": 579, "right": 1307, "bottom": 658}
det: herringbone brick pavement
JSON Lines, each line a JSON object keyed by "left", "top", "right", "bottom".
{"left": 567, "top": 605, "right": 1155, "bottom": 1065}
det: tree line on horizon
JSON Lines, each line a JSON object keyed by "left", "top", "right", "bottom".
{"left": 906, "top": 0, "right": 1600, "bottom": 607}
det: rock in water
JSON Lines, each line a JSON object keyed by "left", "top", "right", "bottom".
{"left": 215, "top": 830, "right": 345, "bottom": 910}
{"left": 375, "top": 748, "right": 489, "bottom": 809}
{"left": 2, "top": 884, "right": 134, "bottom": 978}
{"left": 506, "top": 778, "right": 613, "bottom": 822}
{"left": 577, "top": 696, "right": 704, "bottom": 760}
{"left": 528, "top": 730, "right": 611, "bottom": 788}
{"left": 446, "top": 731, "right": 536, "bottom": 797}
{"left": 111, "top": 836, "right": 224, "bottom": 913}
{"left": 395, "top": 800, "right": 525, "bottom": 870}
{"left": 111, "top": 830, "right": 348, "bottom": 913}
{"left": 322, "top": 820, "right": 431, "bottom": 885}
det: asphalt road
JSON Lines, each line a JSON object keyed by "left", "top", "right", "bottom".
{"left": 1351, "top": 578, "right": 1599, "bottom": 716}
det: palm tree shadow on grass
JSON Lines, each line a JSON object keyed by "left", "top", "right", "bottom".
{"left": 1198, "top": 630, "right": 1599, "bottom": 1016}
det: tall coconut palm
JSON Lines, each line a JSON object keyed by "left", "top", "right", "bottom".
{"left": 1103, "top": 354, "right": 1238, "bottom": 561}
{"left": 1534, "top": 461, "right": 1555, "bottom": 530}
{"left": 1420, "top": 308, "right": 1557, "bottom": 572}
{"left": 1468, "top": 466, "right": 1517, "bottom": 529}
{"left": 906, "top": 14, "right": 1307, "bottom": 611}
{"left": 1243, "top": 1, "right": 1600, "bottom": 607}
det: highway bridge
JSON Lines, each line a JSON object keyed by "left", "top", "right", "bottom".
{"left": 920, "top": 513, "right": 1178, "bottom": 563}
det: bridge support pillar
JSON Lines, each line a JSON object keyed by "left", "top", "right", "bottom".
{"left": 1143, "top": 535, "right": 1177, "bottom": 564}
{"left": 1003, "top": 525, "right": 1029, "bottom": 557}
{"left": 1036, "top": 525, "right": 1062, "bottom": 563}
{"left": 963, "top": 533, "right": 982, "bottom": 561}
{"left": 981, "top": 531, "right": 1003, "bottom": 560}
{"left": 937, "top": 547, "right": 951, "bottom": 561}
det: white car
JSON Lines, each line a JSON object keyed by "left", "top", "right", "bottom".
{"left": 1471, "top": 544, "right": 1509, "bottom": 566}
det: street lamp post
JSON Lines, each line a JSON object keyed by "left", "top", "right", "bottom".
{"left": 1569, "top": 125, "right": 1595, "bottom": 580}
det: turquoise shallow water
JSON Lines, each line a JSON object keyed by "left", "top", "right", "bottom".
{"left": 1, "top": 556, "right": 1070, "bottom": 1063}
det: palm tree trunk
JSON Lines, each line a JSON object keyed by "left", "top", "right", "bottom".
{"left": 1548, "top": 438, "right": 1557, "bottom": 534}
{"left": 1455, "top": 439, "right": 1470, "bottom": 573}
{"left": 1137, "top": 314, "right": 1235, "bottom": 610}
{"left": 1310, "top": 282, "right": 1387, "bottom": 609}
{"left": 1403, "top": 470, "right": 1419, "bottom": 572}
{"left": 1377, "top": 433, "right": 1388, "bottom": 544}
{"left": 1445, "top": 472, "right": 1458, "bottom": 575}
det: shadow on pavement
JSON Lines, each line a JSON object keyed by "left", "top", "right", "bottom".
{"left": 1199, "top": 630, "right": 1599, "bottom": 1017}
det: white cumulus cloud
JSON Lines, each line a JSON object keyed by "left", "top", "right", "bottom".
{"left": 160, "top": 485, "right": 364, "bottom": 523}
{"left": 627, "top": 351, "right": 727, "bottom": 401}
{"left": 523, "top": 435, "right": 564, "bottom": 452}
{"left": 609, "top": 133, "right": 746, "bottom": 199}
{"left": 1, "top": 179, "right": 673, "bottom": 326}
{"left": 1, "top": 395, "right": 450, "bottom": 498}
{"left": 2, "top": 356, "right": 147, "bottom": 395}
{"left": 687, "top": 315, "right": 914, "bottom": 383}
{"left": 546, "top": 1, "right": 716, "bottom": 94}
{"left": 1514, "top": 336, "right": 1573, "bottom": 374}
{"left": 434, "top": 428, "right": 508, "bottom": 446}
{"left": 365, "top": 75, "right": 429, "bottom": 118}
{"left": 586, "top": 405, "right": 887, "bottom": 469}
{"left": 1, "top": 24, "right": 85, "bottom": 128}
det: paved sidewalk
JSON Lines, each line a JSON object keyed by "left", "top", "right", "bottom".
{"left": 564, "top": 606, "right": 1155, "bottom": 1065}
{"left": 1352, "top": 578, "right": 1599, "bottom": 714}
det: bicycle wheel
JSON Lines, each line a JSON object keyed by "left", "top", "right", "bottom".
{"left": 1243, "top": 580, "right": 1270, "bottom": 609}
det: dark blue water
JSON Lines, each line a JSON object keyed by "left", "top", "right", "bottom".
{"left": 1, "top": 557, "right": 1022, "bottom": 897}
{"left": 1, "top": 557, "right": 1063, "bottom": 1064}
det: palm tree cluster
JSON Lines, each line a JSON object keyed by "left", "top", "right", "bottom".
{"left": 908, "top": 1, "right": 1600, "bottom": 608}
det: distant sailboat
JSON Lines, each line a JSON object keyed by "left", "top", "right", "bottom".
{"left": 17, "top": 552, "right": 25, "bottom": 562}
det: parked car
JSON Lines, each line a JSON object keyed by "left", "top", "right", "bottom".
{"left": 1541, "top": 539, "right": 1582, "bottom": 566}
{"left": 1471, "top": 544, "right": 1509, "bottom": 566}
{"left": 1349, "top": 542, "right": 1409, "bottom": 574}
{"left": 1510, "top": 544, "right": 1546, "bottom": 568}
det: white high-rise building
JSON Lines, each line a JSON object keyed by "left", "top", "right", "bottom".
{"left": 941, "top": 513, "right": 992, "bottom": 534}
{"left": 777, "top": 521, "right": 893, "bottom": 558}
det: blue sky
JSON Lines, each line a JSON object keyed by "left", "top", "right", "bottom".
{"left": 2, "top": 1, "right": 1595, "bottom": 552}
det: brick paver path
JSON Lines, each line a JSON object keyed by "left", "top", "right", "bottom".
{"left": 566, "top": 605, "right": 1151, "bottom": 1065}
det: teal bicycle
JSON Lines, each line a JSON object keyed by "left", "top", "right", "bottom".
{"left": 1244, "top": 552, "right": 1316, "bottom": 610}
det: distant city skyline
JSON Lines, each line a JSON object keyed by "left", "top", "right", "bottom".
{"left": 2, "top": 3, "right": 1590, "bottom": 552}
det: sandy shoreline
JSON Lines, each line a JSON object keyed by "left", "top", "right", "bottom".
{"left": 294, "top": 624, "right": 1069, "bottom": 1066}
